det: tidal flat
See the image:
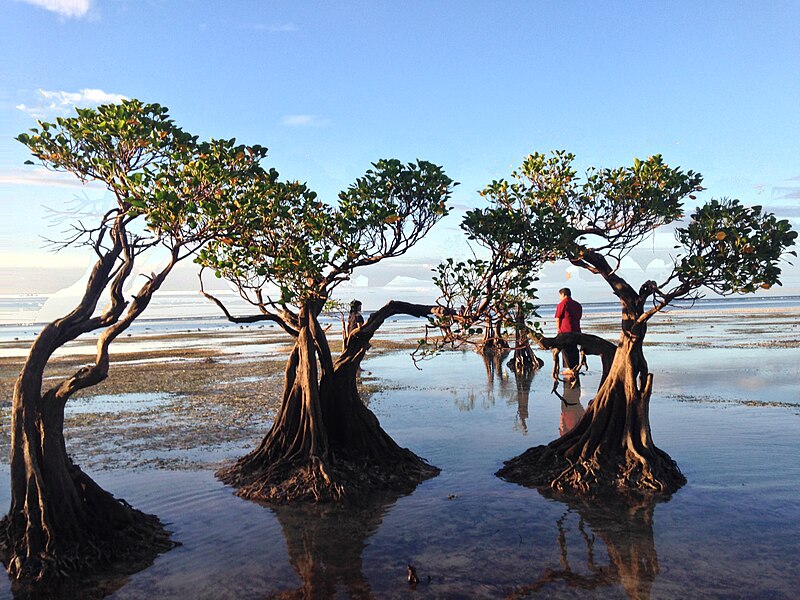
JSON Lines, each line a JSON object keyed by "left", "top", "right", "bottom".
{"left": 0, "top": 305, "right": 798, "bottom": 598}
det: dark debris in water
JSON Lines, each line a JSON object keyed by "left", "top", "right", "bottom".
{"left": 669, "top": 393, "right": 800, "bottom": 412}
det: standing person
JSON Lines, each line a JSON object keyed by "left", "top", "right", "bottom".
{"left": 346, "top": 300, "right": 368, "bottom": 375}
{"left": 346, "top": 300, "right": 365, "bottom": 340}
{"left": 554, "top": 287, "right": 582, "bottom": 374}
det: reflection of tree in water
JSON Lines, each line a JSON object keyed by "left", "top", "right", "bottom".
{"left": 10, "top": 561, "right": 148, "bottom": 600}
{"left": 268, "top": 491, "right": 401, "bottom": 599}
{"left": 483, "top": 351, "right": 510, "bottom": 406}
{"left": 455, "top": 357, "right": 538, "bottom": 434}
{"left": 454, "top": 353, "right": 510, "bottom": 411}
{"left": 512, "top": 369, "right": 536, "bottom": 434}
{"left": 509, "top": 491, "right": 667, "bottom": 600}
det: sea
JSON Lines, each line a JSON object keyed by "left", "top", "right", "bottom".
{"left": 3, "top": 291, "right": 800, "bottom": 345}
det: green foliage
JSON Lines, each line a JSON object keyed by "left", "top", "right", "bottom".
{"left": 197, "top": 177, "right": 335, "bottom": 304}
{"left": 333, "top": 159, "right": 453, "bottom": 263}
{"left": 195, "top": 158, "right": 455, "bottom": 310}
{"left": 16, "top": 99, "right": 257, "bottom": 250}
{"left": 468, "top": 149, "right": 796, "bottom": 318}
{"left": 503, "top": 151, "right": 704, "bottom": 263}
{"left": 675, "top": 198, "right": 797, "bottom": 294}
{"left": 142, "top": 138, "right": 270, "bottom": 237}
{"left": 18, "top": 99, "right": 195, "bottom": 192}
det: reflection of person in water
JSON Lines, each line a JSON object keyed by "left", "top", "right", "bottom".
{"left": 558, "top": 380, "right": 585, "bottom": 436}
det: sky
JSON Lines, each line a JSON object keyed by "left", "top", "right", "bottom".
{"left": 1, "top": 0, "right": 798, "bottom": 309}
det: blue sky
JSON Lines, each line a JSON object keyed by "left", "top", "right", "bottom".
{"left": 1, "top": 0, "right": 798, "bottom": 305}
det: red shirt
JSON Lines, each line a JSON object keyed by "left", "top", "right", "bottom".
{"left": 555, "top": 297, "right": 582, "bottom": 333}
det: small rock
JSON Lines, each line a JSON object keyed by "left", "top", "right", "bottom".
{"left": 407, "top": 564, "right": 419, "bottom": 586}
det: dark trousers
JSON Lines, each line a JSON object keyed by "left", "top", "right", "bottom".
{"left": 563, "top": 344, "right": 580, "bottom": 370}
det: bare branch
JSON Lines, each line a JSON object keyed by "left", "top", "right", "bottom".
{"left": 198, "top": 270, "right": 299, "bottom": 337}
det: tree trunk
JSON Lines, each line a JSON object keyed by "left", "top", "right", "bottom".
{"left": 509, "top": 344, "right": 544, "bottom": 374}
{"left": 1, "top": 240, "right": 181, "bottom": 583}
{"left": 217, "top": 301, "right": 438, "bottom": 503}
{"left": 217, "top": 307, "right": 343, "bottom": 502}
{"left": 502, "top": 252, "right": 686, "bottom": 496}
{"left": 509, "top": 307, "right": 544, "bottom": 374}
{"left": 480, "top": 314, "right": 509, "bottom": 355}
{"left": 1, "top": 333, "right": 173, "bottom": 584}
{"left": 499, "top": 328, "right": 685, "bottom": 496}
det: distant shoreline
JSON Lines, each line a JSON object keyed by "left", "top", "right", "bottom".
{"left": 3, "top": 291, "right": 800, "bottom": 328}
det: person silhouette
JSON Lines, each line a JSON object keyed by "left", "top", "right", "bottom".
{"left": 555, "top": 287, "right": 582, "bottom": 376}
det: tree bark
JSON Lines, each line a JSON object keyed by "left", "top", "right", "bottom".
{"left": 0, "top": 241, "right": 176, "bottom": 582}
{"left": 217, "top": 305, "right": 342, "bottom": 501}
{"left": 508, "top": 305, "right": 544, "bottom": 374}
{"left": 499, "top": 318, "right": 685, "bottom": 496}
{"left": 217, "top": 301, "right": 439, "bottom": 503}
{"left": 538, "top": 332, "right": 617, "bottom": 385}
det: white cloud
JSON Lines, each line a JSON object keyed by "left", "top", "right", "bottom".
{"left": 16, "top": 88, "right": 128, "bottom": 119}
{"left": 0, "top": 167, "right": 105, "bottom": 190}
{"left": 16, "top": 0, "right": 90, "bottom": 18}
{"left": 281, "top": 114, "right": 328, "bottom": 127}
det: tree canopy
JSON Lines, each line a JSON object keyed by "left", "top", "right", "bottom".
{"left": 490, "top": 150, "right": 796, "bottom": 496}
{"left": 2, "top": 99, "right": 274, "bottom": 583}
{"left": 478, "top": 151, "right": 795, "bottom": 322}
{"left": 197, "top": 158, "right": 454, "bottom": 329}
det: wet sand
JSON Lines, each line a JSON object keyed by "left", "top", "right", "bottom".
{"left": 0, "top": 305, "right": 798, "bottom": 598}
{"left": 0, "top": 330, "right": 411, "bottom": 471}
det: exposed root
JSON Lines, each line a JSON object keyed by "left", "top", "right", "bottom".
{"left": 497, "top": 443, "right": 685, "bottom": 497}
{"left": 218, "top": 450, "right": 439, "bottom": 504}
{"left": 503, "top": 334, "right": 687, "bottom": 498}
{"left": 508, "top": 346, "right": 545, "bottom": 374}
{"left": 0, "top": 497, "right": 175, "bottom": 588}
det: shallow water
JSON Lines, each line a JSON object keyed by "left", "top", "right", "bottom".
{"left": 1, "top": 344, "right": 799, "bottom": 598}
{"left": 65, "top": 392, "right": 178, "bottom": 415}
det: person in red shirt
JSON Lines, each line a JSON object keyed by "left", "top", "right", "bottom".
{"left": 555, "top": 287, "right": 583, "bottom": 373}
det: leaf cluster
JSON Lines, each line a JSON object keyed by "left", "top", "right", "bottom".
{"left": 506, "top": 151, "right": 704, "bottom": 265}
{"left": 195, "top": 158, "right": 455, "bottom": 313}
{"left": 673, "top": 198, "right": 797, "bottom": 295}
{"left": 139, "top": 138, "right": 270, "bottom": 241}
{"left": 19, "top": 100, "right": 194, "bottom": 191}
{"left": 16, "top": 99, "right": 257, "bottom": 253}
{"left": 197, "top": 178, "right": 333, "bottom": 306}
{"left": 334, "top": 159, "right": 453, "bottom": 266}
